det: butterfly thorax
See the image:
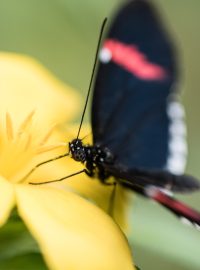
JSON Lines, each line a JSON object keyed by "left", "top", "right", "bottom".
{"left": 69, "top": 139, "right": 114, "bottom": 181}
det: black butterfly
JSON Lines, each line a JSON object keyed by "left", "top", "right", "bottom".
{"left": 29, "top": 0, "right": 200, "bottom": 226}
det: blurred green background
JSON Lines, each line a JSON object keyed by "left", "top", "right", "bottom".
{"left": 0, "top": 0, "right": 200, "bottom": 269}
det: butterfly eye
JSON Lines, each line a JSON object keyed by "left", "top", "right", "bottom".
{"left": 72, "top": 148, "right": 86, "bottom": 162}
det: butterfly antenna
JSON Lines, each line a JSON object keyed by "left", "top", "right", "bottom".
{"left": 20, "top": 19, "right": 107, "bottom": 183}
{"left": 81, "top": 132, "right": 92, "bottom": 141}
{"left": 76, "top": 18, "right": 107, "bottom": 139}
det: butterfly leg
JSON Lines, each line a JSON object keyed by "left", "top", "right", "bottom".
{"left": 85, "top": 160, "right": 95, "bottom": 177}
{"left": 29, "top": 169, "right": 86, "bottom": 185}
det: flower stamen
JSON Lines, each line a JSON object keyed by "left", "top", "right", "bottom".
{"left": 24, "top": 134, "right": 32, "bottom": 151}
{"left": 17, "top": 110, "right": 35, "bottom": 137}
{"left": 36, "top": 142, "right": 67, "bottom": 155}
{"left": 6, "top": 112, "right": 14, "bottom": 141}
{"left": 39, "top": 125, "right": 56, "bottom": 145}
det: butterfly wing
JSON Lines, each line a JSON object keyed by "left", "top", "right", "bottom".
{"left": 91, "top": 0, "right": 200, "bottom": 225}
{"left": 92, "top": 0, "right": 186, "bottom": 175}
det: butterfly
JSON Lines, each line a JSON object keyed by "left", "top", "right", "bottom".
{"left": 28, "top": 0, "right": 200, "bottom": 226}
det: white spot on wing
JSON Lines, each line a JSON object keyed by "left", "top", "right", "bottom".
{"left": 99, "top": 48, "right": 112, "bottom": 63}
{"left": 144, "top": 185, "right": 158, "bottom": 198}
{"left": 167, "top": 101, "right": 185, "bottom": 118}
{"left": 195, "top": 224, "right": 200, "bottom": 230}
{"left": 159, "top": 188, "right": 173, "bottom": 197}
{"left": 165, "top": 101, "right": 187, "bottom": 175}
{"left": 169, "top": 137, "right": 187, "bottom": 154}
{"left": 145, "top": 185, "right": 173, "bottom": 198}
{"left": 167, "top": 155, "right": 186, "bottom": 175}
{"left": 180, "top": 217, "right": 193, "bottom": 227}
{"left": 169, "top": 120, "right": 187, "bottom": 136}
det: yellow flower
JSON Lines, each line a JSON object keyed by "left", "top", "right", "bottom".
{"left": 0, "top": 53, "right": 135, "bottom": 270}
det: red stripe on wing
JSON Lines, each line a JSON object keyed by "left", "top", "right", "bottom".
{"left": 149, "top": 187, "right": 200, "bottom": 225}
{"left": 103, "top": 39, "right": 167, "bottom": 80}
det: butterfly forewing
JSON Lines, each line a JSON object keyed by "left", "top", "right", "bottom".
{"left": 92, "top": 0, "right": 181, "bottom": 173}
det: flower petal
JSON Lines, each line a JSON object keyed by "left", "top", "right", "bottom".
{"left": 16, "top": 185, "right": 134, "bottom": 270}
{"left": 0, "top": 176, "right": 15, "bottom": 226}
{"left": 0, "top": 53, "right": 80, "bottom": 128}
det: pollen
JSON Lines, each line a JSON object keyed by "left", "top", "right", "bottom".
{"left": 0, "top": 112, "right": 64, "bottom": 184}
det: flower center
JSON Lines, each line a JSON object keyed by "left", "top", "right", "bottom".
{"left": 0, "top": 112, "right": 64, "bottom": 184}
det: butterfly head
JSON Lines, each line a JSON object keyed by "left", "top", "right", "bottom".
{"left": 69, "top": 139, "right": 86, "bottom": 162}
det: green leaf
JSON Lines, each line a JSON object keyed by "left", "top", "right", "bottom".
{"left": 0, "top": 209, "right": 40, "bottom": 261}
{"left": 0, "top": 253, "right": 47, "bottom": 270}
